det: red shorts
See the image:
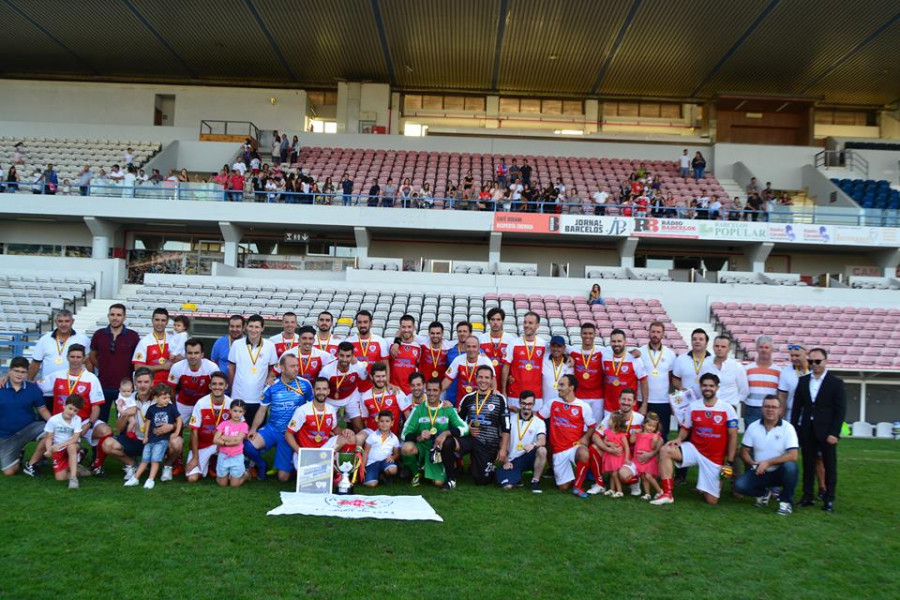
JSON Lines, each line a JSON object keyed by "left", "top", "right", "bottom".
{"left": 52, "top": 449, "right": 71, "bottom": 474}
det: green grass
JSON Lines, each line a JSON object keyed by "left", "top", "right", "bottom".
{"left": 2, "top": 439, "right": 899, "bottom": 600}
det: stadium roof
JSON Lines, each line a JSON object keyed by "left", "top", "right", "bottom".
{"left": 1, "top": 0, "right": 898, "bottom": 107}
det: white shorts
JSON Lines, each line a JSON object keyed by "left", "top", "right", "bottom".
{"left": 552, "top": 446, "right": 580, "bottom": 485}
{"left": 186, "top": 445, "right": 217, "bottom": 477}
{"left": 176, "top": 401, "right": 194, "bottom": 424}
{"left": 582, "top": 399, "right": 605, "bottom": 425}
{"left": 675, "top": 441, "right": 722, "bottom": 498}
{"left": 327, "top": 397, "right": 361, "bottom": 419}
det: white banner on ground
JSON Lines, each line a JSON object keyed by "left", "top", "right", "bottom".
{"left": 267, "top": 492, "right": 444, "bottom": 522}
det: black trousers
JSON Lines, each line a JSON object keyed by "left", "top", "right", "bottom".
{"left": 800, "top": 431, "right": 837, "bottom": 500}
{"left": 441, "top": 436, "right": 498, "bottom": 484}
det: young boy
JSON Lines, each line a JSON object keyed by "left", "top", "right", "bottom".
{"left": 363, "top": 410, "right": 401, "bottom": 487}
{"left": 214, "top": 399, "right": 248, "bottom": 487}
{"left": 171, "top": 316, "right": 190, "bottom": 357}
{"left": 125, "top": 384, "right": 181, "bottom": 489}
{"left": 42, "top": 395, "right": 84, "bottom": 489}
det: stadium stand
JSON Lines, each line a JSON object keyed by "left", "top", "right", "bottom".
{"left": 0, "top": 137, "right": 161, "bottom": 186}
{"left": 711, "top": 302, "right": 900, "bottom": 369}
{"left": 831, "top": 178, "right": 899, "bottom": 210}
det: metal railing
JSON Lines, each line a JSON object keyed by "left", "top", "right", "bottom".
{"left": 0, "top": 332, "right": 39, "bottom": 372}
{"left": 199, "top": 120, "right": 260, "bottom": 141}
{"left": 815, "top": 149, "right": 869, "bottom": 179}
{"left": 4, "top": 183, "right": 899, "bottom": 227}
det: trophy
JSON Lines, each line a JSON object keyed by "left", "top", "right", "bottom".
{"left": 336, "top": 461, "right": 354, "bottom": 495}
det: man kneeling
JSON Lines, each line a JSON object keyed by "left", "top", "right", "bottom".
{"left": 497, "top": 390, "right": 547, "bottom": 493}
{"left": 652, "top": 373, "right": 738, "bottom": 505}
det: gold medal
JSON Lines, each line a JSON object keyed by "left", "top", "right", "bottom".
{"left": 552, "top": 383, "right": 558, "bottom": 390}
{"left": 491, "top": 359, "right": 499, "bottom": 367}
{"left": 55, "top": 357, "right": 63, "bottom": 364}
{"left": 465, "top": 386, "right": 473, "bottom": 393}
{"left": 470, "top": 419, "right": 480, "bottom": 428}
{"left": 314, "top": 434, "right": 323, "bottom": 443}
{"left": 250, "top": 366, "right": 258, "bottom": 374}
{"left": 158, "top": 357, "right": 166, "bottom": 365}
{"left": 432, "top": 370, "right": 439, "bottom": 377}
{"left": 652, "top": 370, "right": 659, "bottom": 376}
{"left": 525, "top": 363, "right": 533, "bottom": 371}
{"left": 516, "top": 443, "right": 523, "bottom": 451}
{"left": 583, "top": 372, "right": 590, "bottom": 380}
{"left": 429, "top": 427, "right": 437, "bottom": 435}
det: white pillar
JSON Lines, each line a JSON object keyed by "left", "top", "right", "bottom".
{"left": 617, "top": 237, "right": 638, "bottom": 269}
{"left": 84, "top": 216, "right": 118, "bottom": 259}
{"left": 743, "top": 242, "right": 774, "bottom": 273}
{"left": 218, "top": 221, "right": 244, "bottom": 268}
{"left": 354, "top": 226, "right": 370, "bottom": 260}
{"left": 489, "top": 231, "right": 502, "bottom": 266}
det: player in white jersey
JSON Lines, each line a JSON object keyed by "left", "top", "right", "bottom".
{"left": 639, "top": 321, "right": 677, "bottom": 438}
{"left": 541, "top": 336, "right": 573, "bottom": 411}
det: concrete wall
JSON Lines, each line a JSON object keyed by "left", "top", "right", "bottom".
{"left": 854, "top": 149, "right": 900, "bottom": 185}
{"left": 0, "top": 221, "right": 92, "bottom": 246}
{"left": 147, "top": 140, "right": 241, "bottom": 174}
{"left": 801, "top": 164, "right": 859, "bottom": 208}
{"left": 0, "top": 79, "right": 307, "bottom": 135}
{"left": 714, "top": 143, "right": 819, "bottom": 189}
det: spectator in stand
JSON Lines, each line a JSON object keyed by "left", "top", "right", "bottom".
{"left": 708, "top": 195, "right": 722, "bottom": 220}
{"left": 367, "top": 179, "right": 381, "bottom": 208}
{"left": 509, "top": 160, "right": 521, "bottom": 185}
{"left": 588, "top": 284, "right": 604, "bottom": 306}
{"left": 650, "top": 193, "right": 665, "bottom": 217}
{"left": 136, "top": 169, "right": 148, "bottom": 184}
{"left": 746, "top": 177, "right": 760, "bottom": 197}
{"left": 555, "top": 177, "right": 567, "bottom": 201}
{"left": 77, "top": 165, "right": 92, "bottom": 196}
{"left": 762, "top": 181, "right": 775, "bottom": 203}
{"left": 149, "top": 168, "right": 163, "bottom": 183}
{"left": 592, "top": 188, "right": 608, "bottom": 216}
{"left": 509, "top": 179, "right": 524, "bottom": 211}
{"left": 491, "top": 184, "right": 505, "bottom": 211}
{"left": 691, "top": 152, "right": 706, "bottom": 181}
{"left": 521, "top": 159, "right": 532, "bottom": 186}
{"left": 779, "top": 192, "right": 793, "bottom": 206}
{"left": 764, "top": 192, "right": 777, "bottom": 221}
{"left": 4, "top": 165, "right": 18, "bottom": 193}
{"left": 695, "top": 196, "right": 709, "bottom": 220}
{"left": 271, "top": 134, "right": 281, "bottom": 165}
{"left": 566, "top": 187, "right": 582, "bottom": 214}
{"left": 124, "top": 148, "right": 134, "bottom": 169}
{"left": 679, "top": 149, "right": 690, "bottom": 178}
{"left": 664, "top": 193, "right": 677, "bottom": 218}
{"left": 728, "top": 197, "right": 744, "bottom": 221}
{"left": 746, "top": 193, "right": 764, "bottom": 222}
{"left": 496, "top": 160, "right": 508, "bottom": 189}
{"left": 478, "top": 185, "right": 492, "bottom": 211}
{"left": 279, "top": 134, "right": 290, "bottom": 165}
{"left": 178, "top": 168, "right": 189, "bottom": 183}
{"left": 635, "top": 193, "right": 650, "bottom": 217}
{"left": 30, "top": 168, "right": 43, "bottom": 194}
{"left": 232, "top": 158, "right": 247, "bottom": 177}
{"left": 341, "top": 172, "right": 354, "bottom": 206}
{"left": 290, "top": 135, "right": 300, "bottom": 164}
{"left": 382, "top": 177, "right": 396, "bottom": 208}
{"left": 322, "top": 176, "right": 335, "bottom": 201}
{"left": 122, "top": 166, "right": 137, "bottom": 197}
{"left": 43, "top": 164, "right": 58, "bottom": 195}
{"left": 213, "top": 168, "right": 228, "bottom": 190}
{"left": 420, "top": 182, "right": 434, "bottom": 208}
{"left": 13, "top": 142, "right": 26, "bottom": 165}
{"left": 228, "top": 169, "right": 244, "bottom": 202}
{"left": 249, "top": 153, "right": 261, "bottom": 175}
{"left": 399, "top": 178, "right": 413, "bottom": 207}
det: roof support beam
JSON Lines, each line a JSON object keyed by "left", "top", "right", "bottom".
{"left": 370, "top": 0, "right": 395, "bottom": 86}
{"left": 2, "top": 0, "right": 100, "bottom": 75}
{"left": 590, "top": 0, "right": 643, "bottom": 95}
{"left": 490, "top": 0, "right": 510, "bottom": 91}
{"left": 243, "top": 0, "right": 297, "bottom": 82}
{"left": 120, "top": 0, "right": 198, "bottom": 79}
{"left": 799, "top": 12, "right": 900, "bottom": 94}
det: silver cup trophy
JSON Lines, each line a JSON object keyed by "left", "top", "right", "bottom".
{"left": 336, "top": 460, "right": 354, "bottom": 495}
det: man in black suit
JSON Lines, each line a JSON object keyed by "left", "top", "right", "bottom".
{"left": 790, "top": 348, "right": 846, "bottom": 512}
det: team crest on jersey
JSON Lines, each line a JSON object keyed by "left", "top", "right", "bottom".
{"left": 705, "top": 411, "right": 712, "bottom": 419}
{"left": 571, "top": 407, "right": 578, "bottom": 415}
{"left": 135, "top": 352, "right": 144, "bottom": 360}
{"left": 412, "top": 348, "right": 419, "bottom": 358}
{"left": 621, "top": 365, "right": 630, "bottom": 374}
{"left": 288, "top": 419, "right": 297, "bottom": 429}
{"left": 488, "top": 404, "right": 495, "bottom": 411}
{"left": 713, "top": 415, "right": 723, "bottom": 424}
{"left": 385, "top": 398, "right": 393, "bottom": 406}
{"left": 189, "top": 415, "right": 197, "bottom": 426}
{"left": 76, "top": 385, "right": 86, "bottom": 393}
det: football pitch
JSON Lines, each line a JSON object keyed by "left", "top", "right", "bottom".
{"left": 2, "top": 439, "right": 898, "bottom": 600}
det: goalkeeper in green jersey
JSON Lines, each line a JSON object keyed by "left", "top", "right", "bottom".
{"left": 401, "top": 378, "right": 469, "bottom": 487}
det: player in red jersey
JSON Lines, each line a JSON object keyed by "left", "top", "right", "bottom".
{"left": 600, "top": 329, "right": 649, "bottom": 418}
{"left": 319, "top": 341, "right": 368, "bottom": 432}
{"left": 185, "top": 371, "right": 232, "bottom": 483}
{"left": 268, "top": 312, "right": 300, "bottom": 358}
{"left": 132, "top": 308, "right": 184, "bottom": 385}
{"left": 501, "top": 311, "right": 547, "bottom": 411}
{"left": 569, "top": 322, "right": 606, "bottom": 423}
{"left": 315, "top": 311, "right": 341, "bottom": 356}
{"left": 652, "top": 373, "right": 739, "bottom": 505}
{"left": 280, "top": 326, "right": 335, "bottom": 383}
{"left": 479, "top": 307, "right": 517, "bottom": 381}
{"left": 537, "top": 374, "right": 597, "bottom": 497}
{"left": 389, "top": 315, "right": 423, "bottom": 393}
{"left": 167, "top": 338, "right": 219, "bottom": 422}
{"left": 286, "top": 378, "right": 356, "bottom": 452}
{"left": 346, "top": 310, "right": 389, "bottom": 394}
{"left": 418, "top": 321, "right": 452, "bottom": 383}
{"left": 358, "top": 363, "right": 411, "bottom": 445}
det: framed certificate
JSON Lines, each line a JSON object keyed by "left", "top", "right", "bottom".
{"left": 296, "top": 448, "right": 334, "bottom": 495}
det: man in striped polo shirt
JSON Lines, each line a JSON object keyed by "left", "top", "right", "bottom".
{"left": 744, "top": 336, "right": 782, "bottom": 429}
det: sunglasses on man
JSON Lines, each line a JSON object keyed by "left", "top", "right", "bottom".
{"left": 808, "top": 359, "right": 825, "bottom": 365}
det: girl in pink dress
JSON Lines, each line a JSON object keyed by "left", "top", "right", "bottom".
{"left": 631, "top": 412, "right": 663, "bottom": 500}
{"left": 600, "top": 411, "right": 630, "bottom": 498}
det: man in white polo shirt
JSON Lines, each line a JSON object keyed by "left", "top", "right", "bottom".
{"left": 671, "top": 328, "right": 714, "bottom": 397}
{"left": 639, "top": 321, "right": 676, "bottom": 439}
{"left": 734, "top": 394, "right": 799, "bottom": 515}
{"left": 708, "top": 336, "right": 749, "bottom": 411}
{"left": 227, "top": 314, "right": 278, "bottom": 426}
{"left": 28, "top": 310, "right": 90, "bottom": 383}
